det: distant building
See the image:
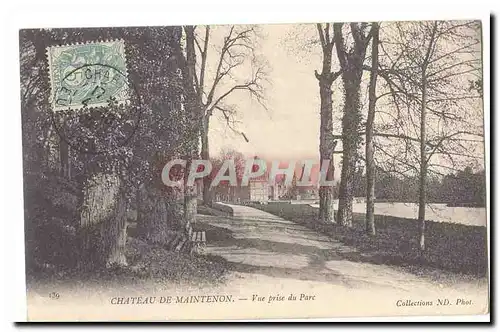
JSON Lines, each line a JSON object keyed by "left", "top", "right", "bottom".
{"left": 246, "top": 178, "right": 270, "bottom": 202}
{"left": 211, "top": 156, "right": 270, "bottom": 203}
{"left": 298, "top": 187, "right": 319, "bottom": 200}
{"left": 286, "top": 165, "right": 320, "bottom": 200}
{"left": 270, "top": 180, "right": 288, "bottom": 200}
{"left": 212, "top": 156, "right": 298, "bottom": 203}
{"left": 238, "top": 158, "right": 271, "bottom": 202}
{"left": 212, "top": 178, "right": 270, "bottom": 203}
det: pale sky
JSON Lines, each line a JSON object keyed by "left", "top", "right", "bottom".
{"left": 209, "top": 24, "right": 324, "bottom": 162}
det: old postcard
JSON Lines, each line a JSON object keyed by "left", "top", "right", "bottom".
{"left": 20, "top": 20, "right": 489, "bottom": 321}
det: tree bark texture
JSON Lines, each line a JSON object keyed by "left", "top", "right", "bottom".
{"left": 78, "top": 171, "right": 127, "bottom": 269}
{"left": 334, "top": 23, "right": 369, "bottom": 228}
{"left": 316, "top": 24, "right": 337, "bottom": 224}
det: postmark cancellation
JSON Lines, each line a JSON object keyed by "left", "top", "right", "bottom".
{"left": 46, "top": 40, "right": 130, "bottom": 112}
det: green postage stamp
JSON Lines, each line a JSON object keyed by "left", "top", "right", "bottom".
{"left": 47, "top": 40, "right": 129, "bottom": 112}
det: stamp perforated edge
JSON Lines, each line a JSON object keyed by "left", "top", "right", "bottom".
{"left": 46, "top": 39, "right": 130, "bottom": 112}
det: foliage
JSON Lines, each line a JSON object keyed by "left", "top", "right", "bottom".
{"left": 373, "top": 21, "right": 483, "bottom": 178}
{"left": 351, "top": 166, "right": 486, "bottom": 207}
{"left": 20, "top": 26, "right": 187, "bottom": 272}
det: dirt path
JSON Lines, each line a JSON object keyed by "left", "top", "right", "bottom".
{"left": 200, "top": 203, "right": 488, "bottom": 296}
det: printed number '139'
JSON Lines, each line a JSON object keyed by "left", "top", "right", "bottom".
{"left": 49, "top": 292, "right": 60, "bottom": 300}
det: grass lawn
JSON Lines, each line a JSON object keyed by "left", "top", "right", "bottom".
{"left": 247, "top": 202, "right": 488, "bottom": 276}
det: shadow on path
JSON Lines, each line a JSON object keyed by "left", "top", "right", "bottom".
{"left": 196, "top": 215, "right": 438, "bottom": 292}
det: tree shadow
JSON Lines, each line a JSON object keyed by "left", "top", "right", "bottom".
{"left": 199, "top": 219, "right": 414, "bottom": 290}
{"left": 199, "top": 214, "right": 486, "bottom": 289}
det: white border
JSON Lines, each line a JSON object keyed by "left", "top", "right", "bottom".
{"left": 1, "top": 0, "right": 494, "bottom": 327}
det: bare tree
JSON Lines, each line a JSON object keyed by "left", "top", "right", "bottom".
{"left": 314, "top": 23, "right": 341, "bottom": 223}
{"left": 371, "top": 20, "right": 483, "bottom": 250}
{"left": 185, "top": 25, "right": 268, "bottom": 205}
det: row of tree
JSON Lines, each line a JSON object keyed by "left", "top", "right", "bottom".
{"left": 313, "top": 21, "right": 483, "bottom": 250}
{"left": 349, "top": 166, "right": 486, "bottom": 207}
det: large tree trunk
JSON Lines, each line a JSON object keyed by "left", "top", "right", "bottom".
{"left": 337, "top": 75, "right": 362, "bottom": 227}
{"left": 136, "top": 151, "right": 185, "bottom": 245}
{"left": 418, "top": 72, "right": 427, "bottom": 251}
{"left": 136, "top": 147, "right": 188, "bottom": 244}
{"left": 134, "top": 26, "right": 199, "bottom": 249}
{"left": 318, "top": 77, "right": 336, "bottom": 224}
{"left": 333, "top": 23, "right": 368, "bottom": 228}
{"left": 78, "top": 171, "right": 127, "bottom": 269}
{"left": 134, "top": 26, "right": 198, "bottom": 249}
{"left": 417, "top": 23, "right": 437, "bottom": 251}
{"left": 182, "top": 26, "right": 200, "bottom": 237}
{"left": 315, "top": 24, "right": 337, "bottom": 224}
{"left": 137, "top": 184, "right": 181, "bottom": 244}
{"left": 365, "top": 22, "right": 379, "bottom": 235}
